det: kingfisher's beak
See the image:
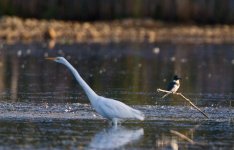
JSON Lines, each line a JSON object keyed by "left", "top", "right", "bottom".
{"left": 45, "top": 57, "right": 56, "bottom": 61}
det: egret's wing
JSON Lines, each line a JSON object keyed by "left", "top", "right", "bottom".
{"left": 95, "top": 97, "right": 144, "bottom": 120}
{"left": 97, "top": 98, "right": 133, "bottom": 118}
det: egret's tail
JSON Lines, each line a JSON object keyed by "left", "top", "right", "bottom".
{"left": 132, "top": 109, "right": 145, "bottom": 121}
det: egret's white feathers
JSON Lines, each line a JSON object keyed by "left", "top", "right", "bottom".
{"left": 95, "top": 96, "right": 144, "bottom": 121}
{"left": 51, "top": 57, "right": 144, "bottom": 123}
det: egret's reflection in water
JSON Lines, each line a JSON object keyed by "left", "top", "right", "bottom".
{"left": 88, "top": 126, "right": 144, "bottom": 149}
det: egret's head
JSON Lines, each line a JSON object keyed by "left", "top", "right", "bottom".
{"left": 173, "top": 75, "right": 181, "bottom": 80}
{"left": 45, "top": 57, "right": 67, "bottom": 64}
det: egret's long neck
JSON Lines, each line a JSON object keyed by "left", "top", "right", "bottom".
{"left": 63, "top": 61, "right": 98, "bottom": 101}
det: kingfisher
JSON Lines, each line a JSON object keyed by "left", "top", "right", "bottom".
{"left": 167, "top": 75, "right": 181, "bottom": 93}
{"left": 162, "top": 75, "right": 181, "bottom": 98}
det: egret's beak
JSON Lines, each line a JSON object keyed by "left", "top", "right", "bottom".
{"left": 45, "top": 57, "right": 56, "bottom": 61}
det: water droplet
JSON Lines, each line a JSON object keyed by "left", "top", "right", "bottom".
{"left": 66, "top": 55, "right": 71, "bottom": 60}
{"left": 44, "top": 52, "right": 48, "bottom": 57}
{"left": 17, "top": 50, "right": 22, "bottom": 57}
{"left": 99, "top": 70, "right": 103, "bottom": 74}
{"left": 58, "top": 49, "right": 63, "bottom": 54}
{"left": 114, "top": 58, "right": 118, "bottom": 62}
{"left": 99, "top": 68, "right": 106, "bottom": 74}
{"left": 26, "top": 49, "right": 31, "bottom": 55}
{"left": 231, "top": 59, "right": 234, "bottom": 65}
{"left": 181, "top": 58, "right": 187, "bottom": 63}
{"left": 153, "top": 47, "right": 160, "bottom": 54}
{"left": 170, "top": 57, "right": 175, "bottom": 62}
{"left": 208, "top": 73, "right": 212, "bottom": 78}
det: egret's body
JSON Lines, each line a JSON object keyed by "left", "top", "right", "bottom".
{"left": 46, "top": 57, "right": 144, "bottom": 125}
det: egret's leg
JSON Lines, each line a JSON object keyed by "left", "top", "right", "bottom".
{"left": 108, "top": 120, "right": 114, "bottom": 126}
{"left": 112, "top": 118, "right": 118, "bottom": 126}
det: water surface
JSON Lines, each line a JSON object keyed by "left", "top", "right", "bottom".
{"left": 0, "top": 42, "right": 233, "bottom": 149}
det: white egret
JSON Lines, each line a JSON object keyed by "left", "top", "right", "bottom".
{"left": 46, "top": 57, "right": 144, "bottom": 125}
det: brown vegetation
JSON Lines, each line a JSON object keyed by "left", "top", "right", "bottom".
{"left": 1, "top": 16, "right": 234, "bottom": 44}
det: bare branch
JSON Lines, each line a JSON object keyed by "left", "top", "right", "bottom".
{"left": 157, "top": 88, "right": 209, "bottom": 118}
{"left": 162, "top": 93, "right": 171, "bottom": 98}
{"left": 157, "top": 88, "right": 172, "bottom": 93}
{"left": 170, "top": 130, "right": 195, "bottom": 144}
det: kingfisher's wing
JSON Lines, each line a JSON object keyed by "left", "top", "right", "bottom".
{"left": 167, "top": 81, "right": 175, "bottom": 91}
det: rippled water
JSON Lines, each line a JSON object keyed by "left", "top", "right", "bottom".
{"left": 0, "top": 42, "right": 233, "bottom": 149}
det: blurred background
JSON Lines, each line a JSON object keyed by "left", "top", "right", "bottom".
{"left": 0, "top": 0, "right": 233, "bottom": 103}
{"left": 0, "top": 0, "right": 234, "bottom": 23}
{"left": 0, "top": 0, "right": 234, "bottom": 44}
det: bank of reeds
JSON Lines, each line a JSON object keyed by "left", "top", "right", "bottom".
{"left": 1, "top": 16, "right": 234, "bottom": 44}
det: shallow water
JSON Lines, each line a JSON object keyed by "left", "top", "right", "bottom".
{"left": 0, "top": 42, "right": 233, "bottom": 149}
{"left": 0, "top": 113, "right": 233, "bottom": 149}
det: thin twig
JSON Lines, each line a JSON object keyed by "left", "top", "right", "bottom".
{"left": 157, "top": 88, "right": 172, "bottom": 93}
{"left": 170, "top": 130, "right": 195, "bottom": 144}
{"left": 177, "top": 93, "right": 209, "bottom": 118}
{"left": 157, "top": 88, "right": 209, "bottom": 118}
{"left": 158, "top": 88, "right": 173, "bottom": 98}
{"left": 162, "top": 92, "right": 171, "bottom": 99}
